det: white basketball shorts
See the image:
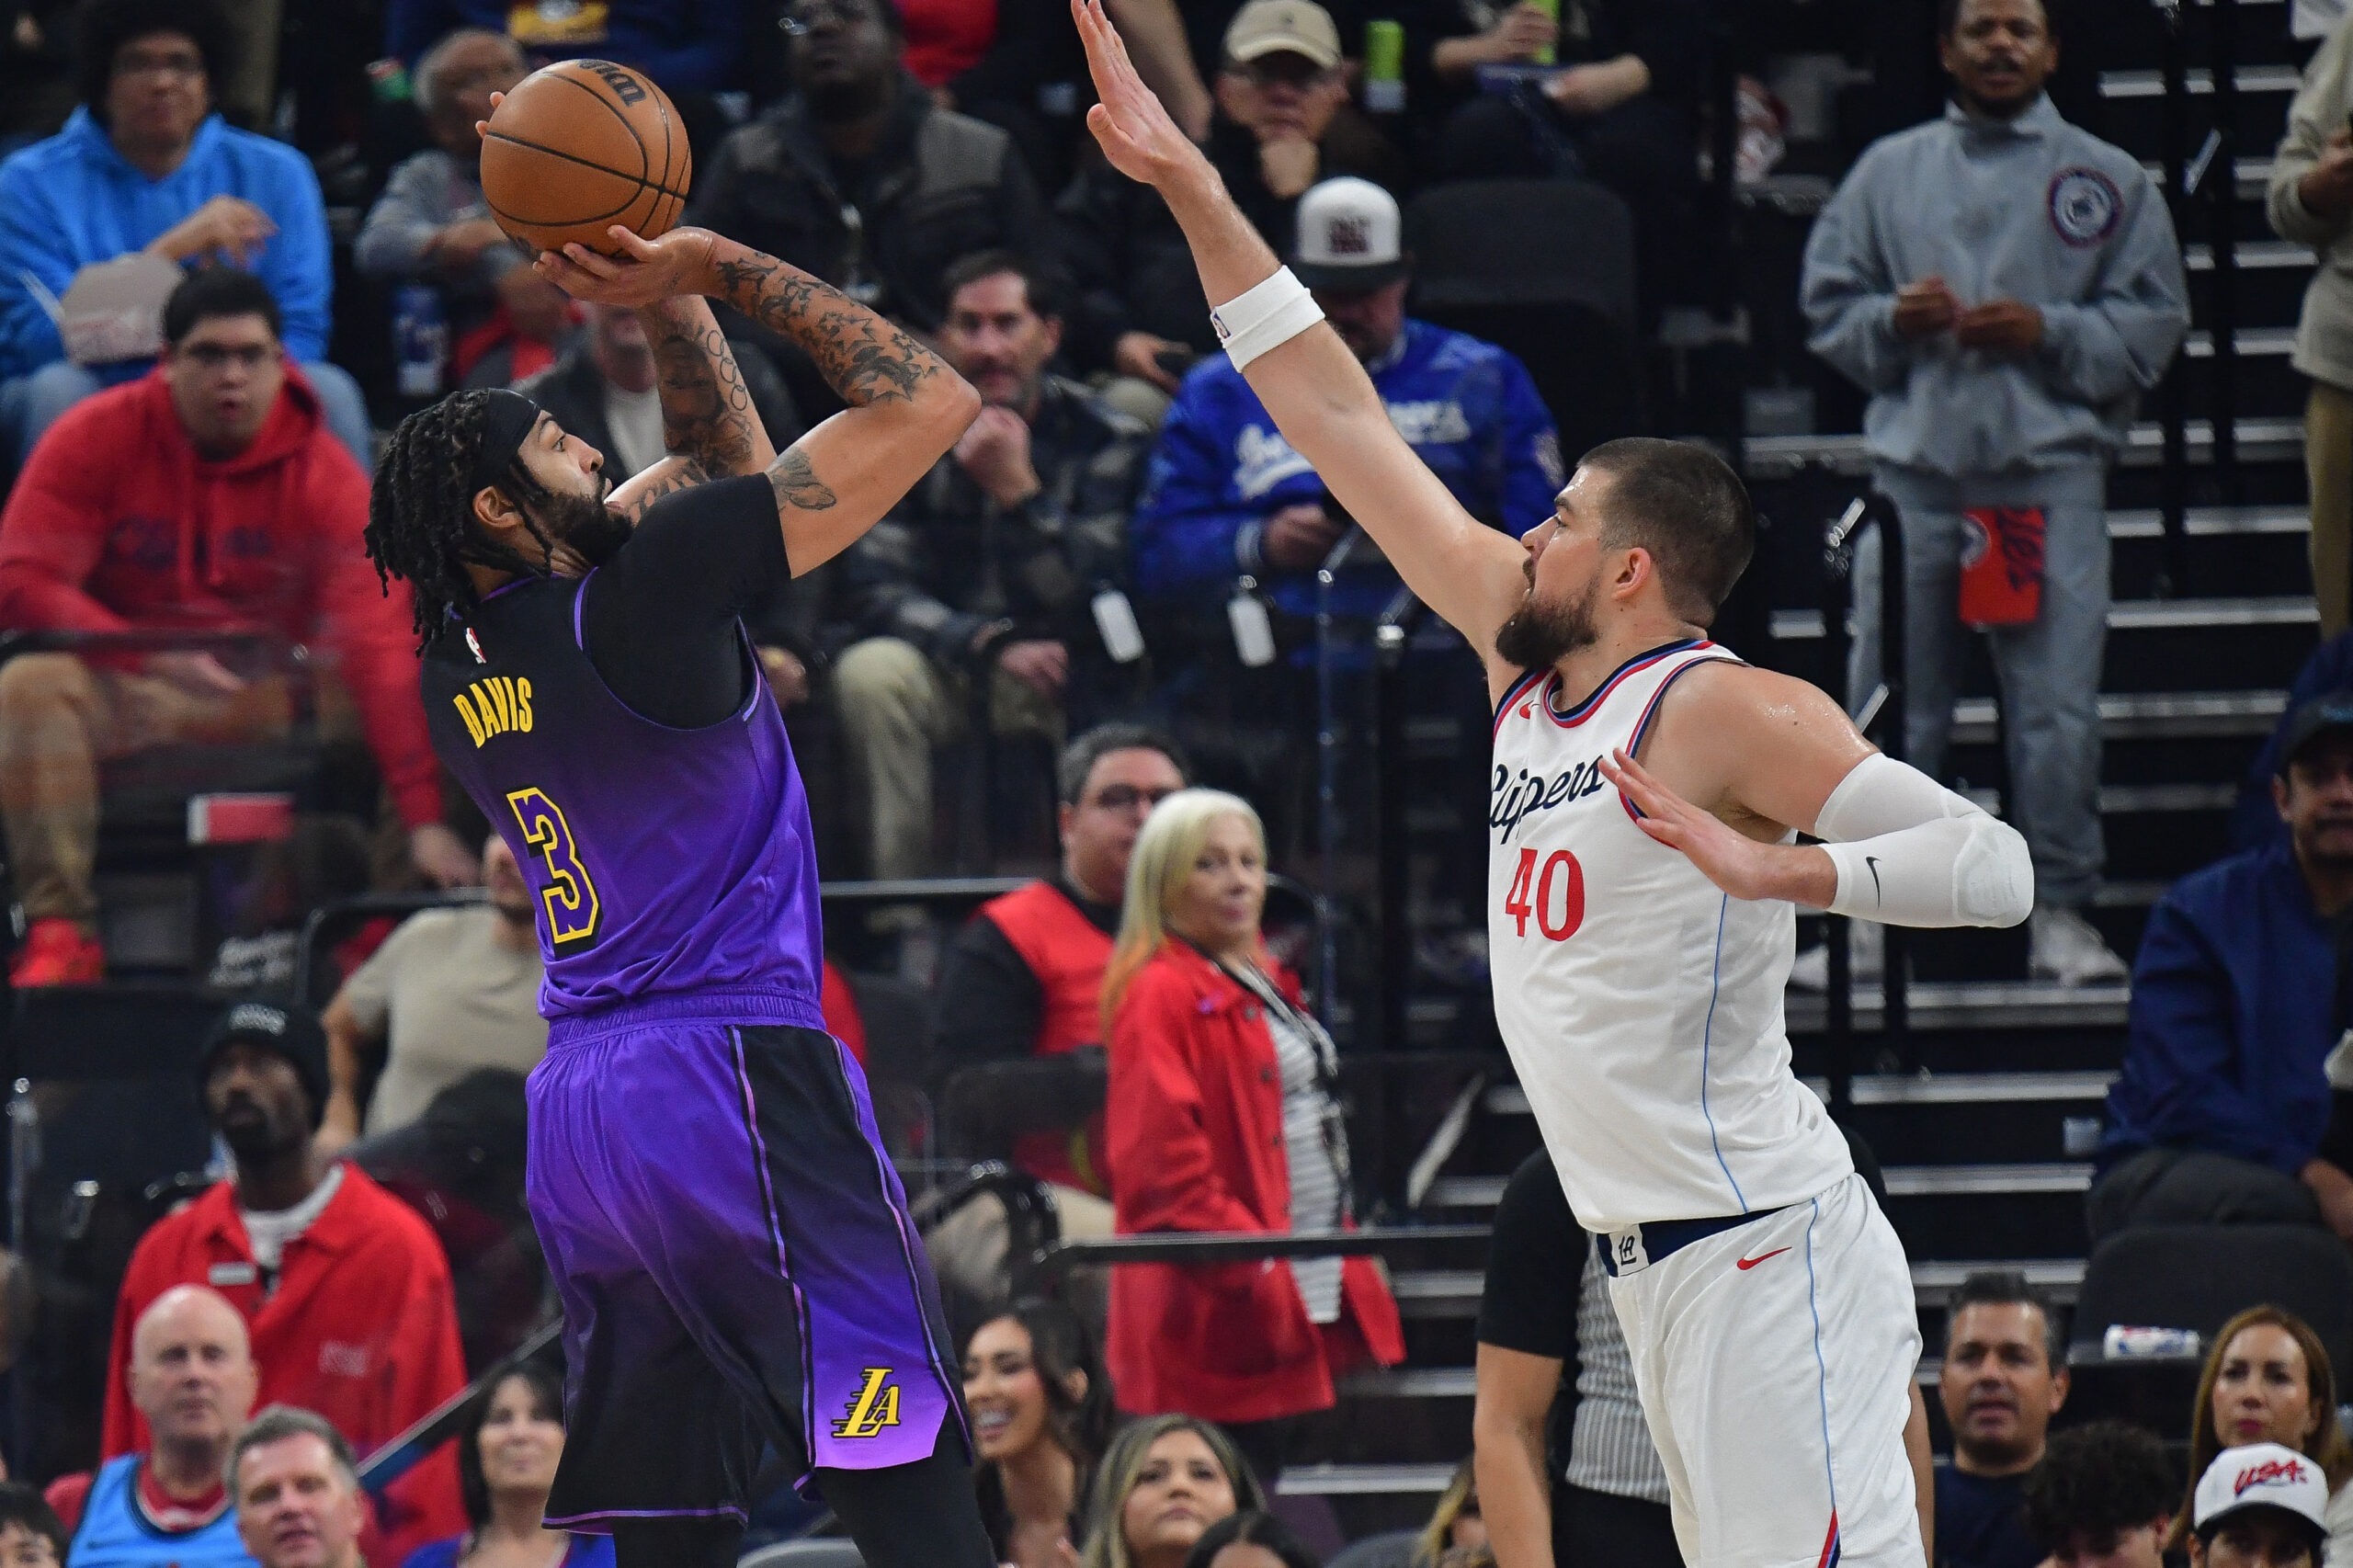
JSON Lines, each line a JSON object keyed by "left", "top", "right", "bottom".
{"left": 1602, "top": 1173, "right": 1922, "bottom": 1568}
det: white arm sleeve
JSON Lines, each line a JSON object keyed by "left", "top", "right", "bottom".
{"left": 1811, "top": 753, "right": 2034, "bottom": 928}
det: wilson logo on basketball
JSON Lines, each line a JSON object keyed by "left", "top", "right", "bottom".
{"left": 2234, "top": 1457, "right": 2309, "bottom": 1497}
{"left": 834, "top": 1368, "right": 904, "bottom": 1438}
{"left": 583, "top": 60, "right": 649, "bottom": 105}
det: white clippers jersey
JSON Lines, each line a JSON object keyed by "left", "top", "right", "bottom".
{"left": 1486, "top": 640, "right": 1852, "bottom": 1233}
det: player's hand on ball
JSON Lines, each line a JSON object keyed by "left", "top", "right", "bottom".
{"left": 1600, "top": 746, "right": 1788, "bottom": 903}
{"left": 534, "top": 225, "right": 720, "bottom": 306}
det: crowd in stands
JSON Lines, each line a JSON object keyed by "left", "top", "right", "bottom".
{"left": 7, "top": 0, "right": 2353, "bottom": 1562}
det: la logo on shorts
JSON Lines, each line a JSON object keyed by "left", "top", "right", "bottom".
{"left": 2047, "top": 167, "right": 2121, "bottom": 248}
{"left": 833, "top": 1367, "right": 904, "bottom": 1438}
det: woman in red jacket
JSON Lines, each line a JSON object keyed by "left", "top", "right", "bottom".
{"left": 1098, "top": 789, "right": 1404, "bottom": 1480}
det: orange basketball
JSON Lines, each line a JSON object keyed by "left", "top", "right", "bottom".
{"left": 479, "top": 60, "right": 693, "bottom": 256}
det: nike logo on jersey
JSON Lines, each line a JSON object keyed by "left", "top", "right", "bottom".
{"left": 1735, "top": 1247, "right": 1792, "bottom": 1270}
{"left": 1865, "top": 856, "right": 1882, "bottom": 905}
{"left": 1491, "top": 758, "right": 1608, "bottom": 843}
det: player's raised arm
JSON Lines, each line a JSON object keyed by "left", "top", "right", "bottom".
{"left": 1071, "top": 0, "right": 1525, "bottom": 658}
{"left": 535, "top": 228, "right": 979, "bottom": 574}
{"left": 551, "top": 253, "right": 779, "bottom": 518}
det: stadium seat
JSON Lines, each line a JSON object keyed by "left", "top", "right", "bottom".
{"left": 846, "top": 970, "right": 937, "bottom": 1171}
{"left": 737, "top": 1538, "right": 864, "bottom": 1568}
{"left": 1324, "top": 1528, "right": 1421, "bottom": 1568}
{"left": 2069, "top": 1223, "right": 2353, "bottom": 1376}
{"left": 1403, "top": 179, "right": 1643, "bottom": 462}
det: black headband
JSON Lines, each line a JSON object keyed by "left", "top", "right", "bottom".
{"left": 470, "top": 389, "right": 542, "bottom": 501}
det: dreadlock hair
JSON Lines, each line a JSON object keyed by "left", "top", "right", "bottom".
{"left": 367, "top": 390, "right": 564, "bottom": 651}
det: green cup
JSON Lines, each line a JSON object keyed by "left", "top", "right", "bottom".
{"left": 1364, "top": 18, "right": 1404, "bottom": 111}
{"left": 1525, "top": 0, "right": 1556, "bottom": 66}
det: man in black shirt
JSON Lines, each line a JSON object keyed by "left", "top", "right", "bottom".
{"left": 921, "top": 723, "right": 1186, "bottom": 1316}
{"left": 1937, "top": 1272, "right": 2071, "bottom": 1568}
{"left": 831, "top": 253, "right": 1154, "bottom": 881}
{"left": 927, "top": 723, "right": 1188, "bottom": 1182}
{"left": 1473, "top": 1149, "right": 1683, "bottom": 1568}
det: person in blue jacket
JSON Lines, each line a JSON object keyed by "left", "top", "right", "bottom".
{"left": 0, "top": 0, "right": 369, "bottom": 465}
{"left": 1132, "top": 175, "right": 1561, "bottom": 643}
{"left": 2090, "top": 693, "right": 2353, "bottom": 1243}
{"left": 386, "top": 0, "right": 747, "bottom": 97}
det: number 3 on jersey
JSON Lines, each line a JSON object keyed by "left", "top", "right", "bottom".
{"left": 1503, "top": 846, "right": 1585, "bottom": 940}
{"left": 506, "top": 786, "right": 602, "bottom": 951}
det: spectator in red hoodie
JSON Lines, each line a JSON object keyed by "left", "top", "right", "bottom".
{"left": 0, "top": 268, "right": 471, "bottom": 985}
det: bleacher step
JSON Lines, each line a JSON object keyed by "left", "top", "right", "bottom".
{"left": 1392, "top": 1256, "right": 2088, "bottom": 1321}
{"left": 1483, "top": 1070, "right": 2114, "bottom": 1118}
{"left": 1770, "top": 597, "right": 2315, "bottom": 642}
{"left": 1950, "top": 689, "right": 2284, "bottom": 744}
{"left": 1745, "top": 416, "right": 2304, "bottom": 476}
{"left": 2100, "top": 65, "right": 2302, "bottom": 97}
{"left": 1276, "top": 1462, "right": 1458, "bottom": 1498}
{"left": 1426, "top": 1162, "right": 2093, "bottom": 1212}
{"left": 2184, "top": 241, "right": 2313, "bottom": 270}
{"left": 2106, "top": 505, "right": 2306, "bottom": 536}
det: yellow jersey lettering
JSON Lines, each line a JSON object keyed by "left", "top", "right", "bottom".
{"left": 514, "top": 676, "right": 533, "bottom": 732}
{"left": 488, "top": 676, "right": 513, "bottom": 733}
{"left": 452, "top": 691, "right": 487, "bottom": 749}
{"left": 832, "top": 1368, "right": 903, "bottom": 1438}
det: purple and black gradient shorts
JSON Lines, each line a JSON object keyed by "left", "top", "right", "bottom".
{"left": 526, "top": 994, "right": 965, "bottom": 1528}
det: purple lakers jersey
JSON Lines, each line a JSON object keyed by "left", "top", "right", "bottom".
{"left": 421, "top": 566, "right": 824, "bottom": 1022}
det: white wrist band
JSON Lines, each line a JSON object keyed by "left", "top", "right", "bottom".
{"left": 1211, "top": 267, "right": 1324, "bottom": 371}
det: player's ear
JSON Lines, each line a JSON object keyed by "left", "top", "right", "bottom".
{"left": 1613, "top": 543, "right": 1654, "bottom": 601}
{"left": 472, "top": 483, "right": 523, "bottom": 535}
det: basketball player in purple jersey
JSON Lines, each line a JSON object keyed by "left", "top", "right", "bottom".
{"left": 363, "top": 222, "right": 993, "bottom": 1568}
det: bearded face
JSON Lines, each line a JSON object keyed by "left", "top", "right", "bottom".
{"left": 1493, "top": 563, "right": 1601, "bottom": 671}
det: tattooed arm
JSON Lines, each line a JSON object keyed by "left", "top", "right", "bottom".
{"left": 604, "top": 293, "right": 779, "bottom": 521}
{"left": 536, "top": 225, "right": 979, "bottom": 574}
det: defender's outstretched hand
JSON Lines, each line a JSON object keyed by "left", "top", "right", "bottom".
{"left": 1599, "top": 746, "right": 1835, "bottom": 908}
{"left": 1075, "top": 0, "right": 1209, "bottom": 189}
{"left": 534, "top": 225, "right": 720, "bottom": 307}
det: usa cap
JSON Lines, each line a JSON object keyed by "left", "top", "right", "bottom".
{"left": 2192, "top": 1443, "right": 2330, "bottom": 1542}
{"left": 1290, "top": 176, "right": 1408, "bottom": 293}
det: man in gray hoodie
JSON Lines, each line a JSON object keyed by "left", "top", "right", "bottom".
{"left": 2269, "top": 6, "right": 2353, "bottom": 644}
{"left": 1801, "top": 0, "right": 2188, "bottom": 986}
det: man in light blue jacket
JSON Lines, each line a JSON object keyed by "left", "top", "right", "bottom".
{"left": 1801, "top": 0, "right": 2188, "bottom": 985}
{"left": 0, "top": 0, "right": 369, "bottom": 464}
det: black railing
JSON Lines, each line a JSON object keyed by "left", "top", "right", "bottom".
{"left": 1372, "top": 587, "right": 1430, "bottom": 1054}
{"left": 1029, "top": 1224, "right": 1493, "bottom": 1289}
{"left": 355, "top": 1316, "right": 563, "bottom": 1494}
{"left": 1819, "top": 493, "right": 1913, "bottom": 1111}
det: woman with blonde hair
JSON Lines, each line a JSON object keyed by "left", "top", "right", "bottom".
{"left": 1080, "top": 1415, "right": 1264, "bottom": 1568}
{"left": 2165, "top": 1304, "right": 2353, "bottom": 1562}
{"left": 1415, "top": 1458, "right": 1488, "bottom": 1568}
{"left": 1099, "top": 790, "right": 1404, "bottom": 1482}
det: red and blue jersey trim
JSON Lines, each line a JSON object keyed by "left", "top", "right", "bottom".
{"left": 1492, "top": 639, "right": 1715, "bottom": 740}
{"left": 1613, "top": 652, "right": 1743, "bottom": 822}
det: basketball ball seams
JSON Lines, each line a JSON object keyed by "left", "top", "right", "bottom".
{"left": 540, "top": 70, "right": 652, "bottom": 182}
{"left": 479, "top": 58, "right": 692, "bottom": 253}
{"left": 482, "top": 130, "right": 690, "bottom": 203}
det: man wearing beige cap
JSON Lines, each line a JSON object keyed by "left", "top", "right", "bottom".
{"left": 1059, "top": 0, "right": 1407, "bottom": 392}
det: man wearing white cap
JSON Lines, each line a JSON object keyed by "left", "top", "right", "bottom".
{"left": 1136, "top": 174, "right": 1560, "bottom": 624}
{"left": 2190, "top": 1444, "right": 2332, "bottom": 1568}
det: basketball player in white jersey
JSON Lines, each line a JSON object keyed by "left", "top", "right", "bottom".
{"left": 1072, "top": 6, "right": 2035, "bottom": 1565}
